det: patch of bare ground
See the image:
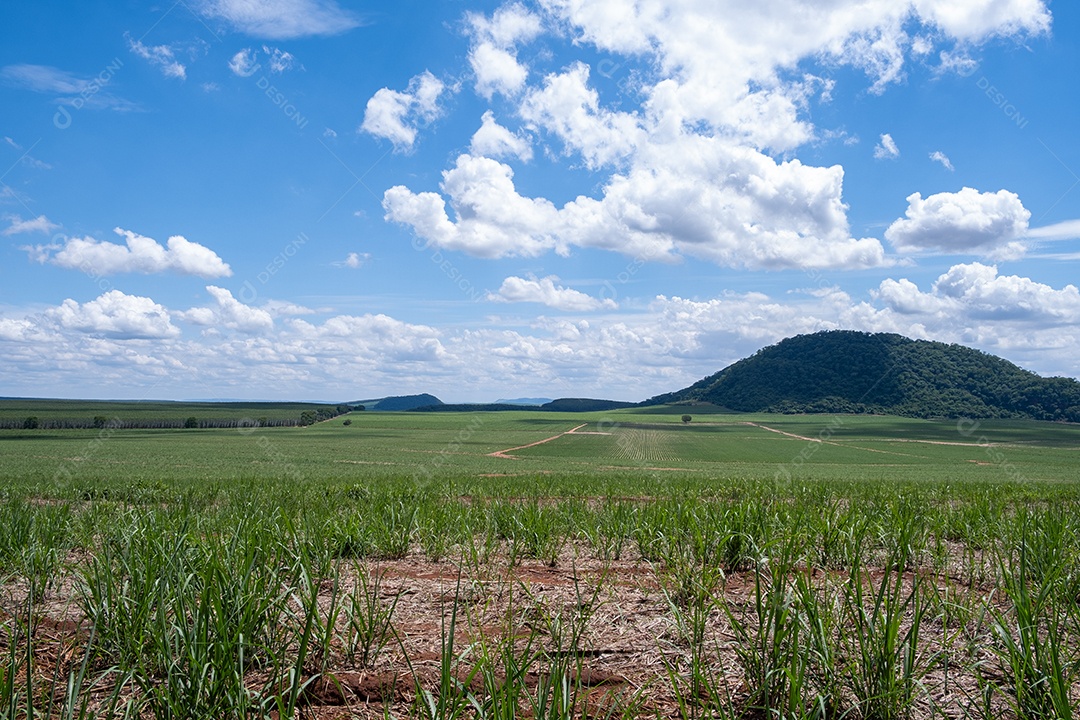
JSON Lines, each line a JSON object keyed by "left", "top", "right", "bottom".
{"left": 2, "top": 541, "right": 1075, "bottom": 718}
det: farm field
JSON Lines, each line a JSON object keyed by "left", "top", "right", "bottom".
{"left": 1, "top": 407, "right": 1079, "bottom": 718}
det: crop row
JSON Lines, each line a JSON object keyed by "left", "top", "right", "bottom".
{"left": 1, "top": 478, "right": 1078, "bottom": 718}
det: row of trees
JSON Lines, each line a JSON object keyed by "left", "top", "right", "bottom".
{"left": 4, "top": 405, "right": 359, "bottom": 431}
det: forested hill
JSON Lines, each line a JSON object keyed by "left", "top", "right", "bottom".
{"left": 645, "top": 331, "right": 1080, "bottom": 420}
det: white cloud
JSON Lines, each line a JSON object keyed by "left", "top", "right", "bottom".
{"left": 263, "top": 46, "right": 298, "bottom": 73}
{"left": 874, "top": 133, "right": 900, "bottom": 160}
{"left": 470, "top": 43, "right": 530, "bottom": 99}
{"left": 467, "top": 3, "right": 542, "bottom": 98}
{"left": 46, "top": 291, "right": 179, "bottom": 339}
{"left": 0, "top": 64, "right": 138, "bottom": 111}
{"left": 885, "top": 187, "right": 1031, "bottom": 258}
{"left": 29, "top": 227, "right": 232, "bottom": 278}
{"left": 487, "top": 275, "right": 617, "bottom": 311}
{"left": 290, "top": 314, "right": 445, "bottom": 363}
{"left": 229, "top": 46, "right": 298, "bottom": 76}
{"left": 929, "top": 150, "right": 955, "bottom": 170}
{"left": 3, "top": 214, "right": 59, "bottom": 236}
{"left": 200, "top": 0, "right": 360, "bottom": 39}
{"left": 912, "top": 0, "right": 1051, "bottom": 41}
{"left": 879, "top": 262, "right": 1080, "bottom": 323}
{"left": 385, "top": 147, "right": 888, "bottom": 270}
{"left": 937, "top": 50, "right": 978, "bottom": 77}
{"left": 1, "top": 64, "right": 87, "bottom": 94}
{"left": 384, "top": 154, "right": 566, "bottom": 258}
{"left": 469, "top": 2, "right": 542, "bottom": 48}
{"left": 386, "top": 1, "right": 1050, "bottom": 273}
{"left": 521, "top": 62, "right": 644, "bottom": 169}
{"left": 1024, "top": 219, "right": 1080, "bottom": 242}
{"left": 229, "top": 48, "right": 259, "bottom": 76}
{"left": 127, "top": 35, "right": 186, "bottom": 80}
{"left": 180, "top": 286, "right": 274, "bottom": 334}
{"left": 470, "top": 111, "right": 533, "bottom": 162}
{"left": 334, "top": 252, "right": 370, "bottom": 269}
{"left": 4, "top": 264, "right": 1080, "bottom": 401}
{"left": 0, "top": 318, "right": 36, "bottom": 343}
{"left": 262, "top": 300, "right": 314, "bottom": 317}
{"left": 3, "top": 140, "right": 52, "bottom": 171}
{"left": 360, "top": 71, "right": 446, "bottom": 151}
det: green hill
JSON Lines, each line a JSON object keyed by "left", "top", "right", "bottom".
{"left": 365, "top": 394, "right": 444, "bottom": 411}
{"left": 645, "top": 330, "right": 1080, "bottom": 420}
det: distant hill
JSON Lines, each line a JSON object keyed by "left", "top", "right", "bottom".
{"left": 411, "top": 397, "right": 636, "bottom": 413}
{"left": 542, "top": 398, "right": 637, "bottom": 412}
{"left": 496, "top": 397, "right": 552, "bottom": 406}
{"left": 362, "top": 394, "right": 444, "bottom": 411}
{"left": 412, "top": 403, "right": 530, "bottom": 412}
{"left": 645, "top": 330, "right": 1080, "bottom": 421}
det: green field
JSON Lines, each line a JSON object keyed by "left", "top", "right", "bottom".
{"left": 2, "top": 406, "right": 1078, "bottom": 494}
{"left": 1, "top": 407, "right": 1079, "bottom": 719}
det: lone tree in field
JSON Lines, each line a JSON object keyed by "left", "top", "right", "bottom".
{"left": 184, "top": 416, "right": 198, "bottom": 429}
{"left": 681, "top": 415, "right": 692, "bottom": 424}
{"left": 23, "top": 416, "right": 40, "bottom": 429}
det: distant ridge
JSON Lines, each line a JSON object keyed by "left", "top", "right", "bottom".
{"left": 495, "top": 397, "right": 552, "bottom": 406}
{"left": 360, "top": 394, "right": 444, "bottom": 411}
{"left": 411, "top": 397, "right": 636, "bottom": 413}
{"left": 645, "top": 330, "right": 1080, "bottom": 421}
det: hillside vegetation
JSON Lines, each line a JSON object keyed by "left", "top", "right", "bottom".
{"left": 646, "top": 330, "right": 1080, "bottom": 420}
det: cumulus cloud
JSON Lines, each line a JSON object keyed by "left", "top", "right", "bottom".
{"left": 912, "top": 0, "right": 1051, "bottom": 41}
{"left": 126, "top": 35, "right": 186, "bottom": 79}
{"left": 469, "top": 2, "right": 542, "bottom": 48}
{"left": 487, "top": 275, "right": 617, "bottom": 311}
{"left": 45, "top": 291, "right": 179, "bottom": 339}
{"left": 467, "top": 2, "right": 542, "bottom": 98}
{"left": 874, "top": 133, "right": 900, "bottom": 160}
{"left": 179, "top": 286, "right": 274, "bottom": 334}
{"left": 470, "top": 43, "right": 530, "bottom": 99}
{"left": 885, "top": 187, "right": 1031, "bottom": 258}
{"left": 200, "top": 0, "right": 359, "bottom": 39}
{"left": 385, "top": 147, "right": 888, "bottom": 270}
{"left": 521, "top": 63, "right": 644, "bottom": 169}
{"left": 27, "top": 227, "right": 232, "bottom": 278}
{"left": 3, "top": 214, "right": 59, "bottom": 236}
{"left": 878, "top": 262, "right": 1080, "bottom": 323}
{"left": 384, "top": 0, "right": 1051, "bottom": 272}
{"left": 470, "top": 111, "right": 532, "bottom": 162}
{"left": 929, "top": 150, "right": 954, "bottom": 170}
{"left": 360, "top": 71, "right": 446, "bottom": 151}
{"left": 384, "top": 154, "right": 564, "bottom": 258}
{"left": 290, "top": 313, "right": 445, "bottom": 363}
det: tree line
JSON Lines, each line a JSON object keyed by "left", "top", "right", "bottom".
{"left": 4, "top": 405, "right": 357, "bottom": 431}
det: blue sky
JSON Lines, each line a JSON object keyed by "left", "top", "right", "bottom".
{"left": 1, "top": 0, "right": 1078, "bottom": 402}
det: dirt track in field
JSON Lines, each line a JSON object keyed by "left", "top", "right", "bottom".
{"left": 487, "top": 424, "right": 588, "bottom": 459}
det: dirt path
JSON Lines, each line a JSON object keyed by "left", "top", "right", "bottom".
{"left": 743, "top": 422, "right": 820, "bottom": 442}
{"left": 746, "top": 422, "right": 933, "bottom": 459}
{"left": 488, "top": 423, "right": 588, "bottom": 459}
